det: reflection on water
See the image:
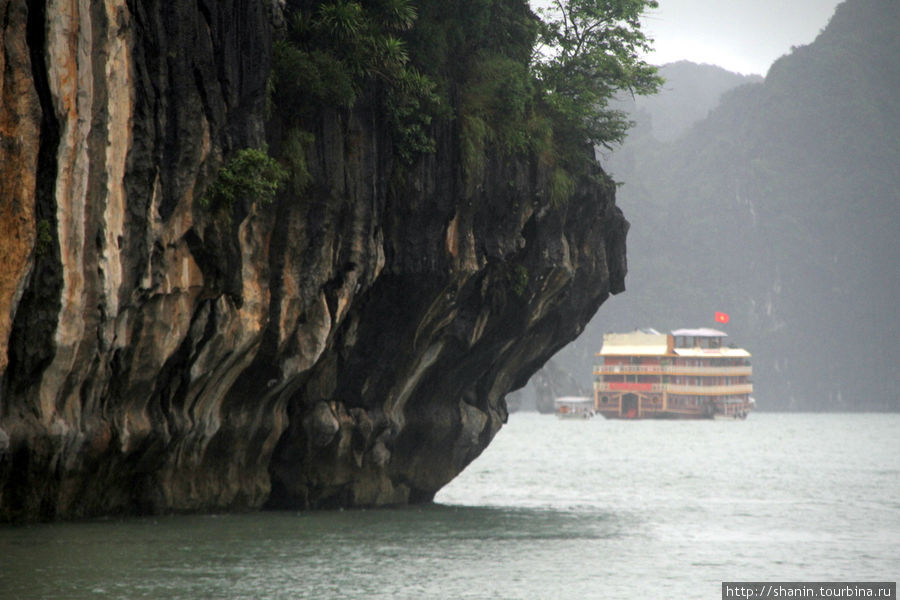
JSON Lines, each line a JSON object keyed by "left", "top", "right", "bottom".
{"left": 2, "top": 413, "right": 898, "bottom": 599}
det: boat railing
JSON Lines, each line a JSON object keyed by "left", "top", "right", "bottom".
{"left": 593, "top": 382, "right": 667, "bottom": 393}
{"left": 593, "top": 382, "right": 753, "bottom": 395}
{"left": 594, "top": 364, "right": 752, "bottom": 376}
{"left": 664, "top": 383, "right": 754, "bottom": 395}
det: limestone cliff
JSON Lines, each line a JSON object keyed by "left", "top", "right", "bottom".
{"left": 0, "top": 0, "right": 627, "bottom": 521}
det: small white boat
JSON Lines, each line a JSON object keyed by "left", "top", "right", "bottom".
{"left": 554, "top": 396, "right": 595, "bottom": 419}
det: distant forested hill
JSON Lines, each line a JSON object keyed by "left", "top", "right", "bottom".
{"left": 611, "top": 61, "right": 762, "bottom": 143}
{"left": 555, "top": 0, "right": 899, "bottom": 411}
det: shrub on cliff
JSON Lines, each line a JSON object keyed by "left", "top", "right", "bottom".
{"left": 270, "top": 0, "right": 444, "bottom": 170}
{"left": 201, "top": 147, "right": 288, "bottom": 218}
{"left": 406, "top": 0, "right": 662, "bottom": 189}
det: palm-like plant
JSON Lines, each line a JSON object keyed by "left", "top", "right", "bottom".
{"left": 316, "top": 1, "right": 364, "bottom": 41}
{"left": 375, "top": 0, "right": 417, "bottom": 31}
{"left": 373, "top": 35, "right": 409, "bottom": 75}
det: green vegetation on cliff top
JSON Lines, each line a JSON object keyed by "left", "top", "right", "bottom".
{"left": 265, "top": 0, "right": 661, "bottom": 197}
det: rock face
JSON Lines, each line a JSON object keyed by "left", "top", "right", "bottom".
{"left": 0, "top": 0, "right": 627, "bottom": 521}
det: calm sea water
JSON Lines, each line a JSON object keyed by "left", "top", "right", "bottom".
{"left": 1, "top": 413, "right": 898, "bottom": 599}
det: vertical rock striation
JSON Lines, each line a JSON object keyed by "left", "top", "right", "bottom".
{"left": 0, "top": 0, "right": 628, "bottom": 521}
{"left": 0, "top": 0, "right": 40, "bottom": 382}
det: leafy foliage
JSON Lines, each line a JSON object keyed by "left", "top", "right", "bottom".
{"left": 282, "top": 129, "right": 317, "bottom": 195}
{"left": 507, "top": 264, "right": 530, "bottom": 298}
{"left": 272, "top": 41, "right": 358, "bottom": 109}
{"left": 202, "top": 147, "right": 288, "bottom": 216}
{"left": 270, "top": 0, "right": 444, "bottom": 163}
{"left": 548, "top": 166, "right": 575, "bottom": 207}
{"left": 533, "top": 0, "right": 663, "bottom": 150}
{"left": 269, "top": 0, "right": 660, "bottom": 192}
{"left": 35, "top": 219, "right": 53, "bottom": 257}
{"left": 384, "top": 67, "right": 444, "bottom": 162}
{"left": 458, "top": 53, "right": 535, "bottom": 182}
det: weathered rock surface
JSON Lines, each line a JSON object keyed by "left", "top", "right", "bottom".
{"left": 0, "top": 0, "right": 628, "bottom": 521}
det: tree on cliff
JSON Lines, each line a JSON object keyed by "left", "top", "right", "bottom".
{"left": 533, "top": 0, "right": 662, "bottom": 149}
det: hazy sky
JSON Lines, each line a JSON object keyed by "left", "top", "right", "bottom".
{"left": 640, "top": 0, "right": 843, "bottom": 75}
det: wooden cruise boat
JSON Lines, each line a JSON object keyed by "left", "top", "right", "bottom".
{"left": 593, "top": 328, "right": 754, "bottom": 420}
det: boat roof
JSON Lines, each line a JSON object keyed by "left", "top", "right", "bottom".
{"left": 599, "top": 331, "right": 669, "bottom": 356}
{"left": 600, "top": 345, "right": 668, "bottom": 356}
{"left": 671, "top": 328, "right": 727, "bottom": 337}
{"left": 554, "top": 396, "right": 593, "bottom": 405}
{"left": 675, "top": 347, "right": 751, "bottom": 358}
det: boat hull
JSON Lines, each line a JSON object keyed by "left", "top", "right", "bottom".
{"left": 597, "top": 409, "right": 710, "bottom": 420}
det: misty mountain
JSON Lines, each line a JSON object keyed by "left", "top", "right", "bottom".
{"left": 556, "top": 0, "right": 899, "bottom": 411}
{"left": 612, "top": 61, "right": 762, "bottom": 143}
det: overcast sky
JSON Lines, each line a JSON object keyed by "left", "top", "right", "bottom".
{"left": 639, "top": 0, "right": 844, "bottom": 75}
